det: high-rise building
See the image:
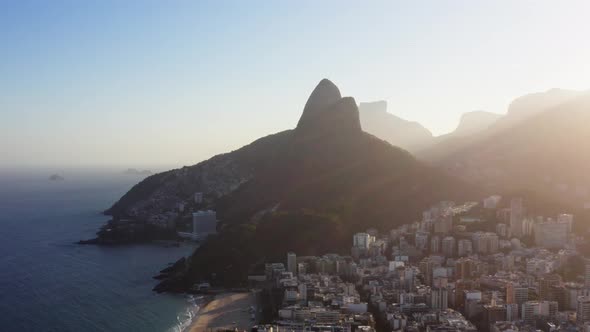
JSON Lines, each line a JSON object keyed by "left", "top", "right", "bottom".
{"left": 456, "top": 258, "right": 474, "bottom": 280}
{"left": 430, "top": 235, "right": 441, "bottom": 253}
{"left": 505, "top": 282, "right": 515, "bottom": 304}
{"left": 522, "top": 300, "right": 557, "bottom": 324}
{"left": 483, "top": 195, "right": 502, "bottom": 209}
{"left": 539, "top": 300, "right": 558, "bottom": 318}
{"left": 420, "top": 257, "right": 440, "bottom": 286}
{"left": 457, "top": 239, "right": 473, "bottom": 257}
{"left": 415, "top": 231, "right": 429, "bottom": 250}
{"left": 586, "top": 262, "right": 590, "bottom": 289}
{"left": 194, "top": 192, "right": 203, "bottom": 204}
{"left": 472, "top": 232, "right": 499, "bottom": 254}
{"left": 495, "top": 223, "right": 508, "bottom": 238}
{"left": 484, "top": 304, "right": 506, "bottom": 331}
{"left": 565, "top": 283, "right": 587, "bottom": 310}
{"left": 353, "top": 232, "right": 374, "bottom": 249}
{"left": 442, "top": 236, "right": 455, "bottom": 257}
{"left": 538, "top": 274, "right": 562, "bottom": 301}
{"left": 192, "top": 210, "right": 217, "bottom": 238}
{"left": 578, "top": 296, "right": 590, "bottom": 323}
{"left": 434, "top": 215, "right": 453, "bottom": 234}
{"left": 508, "top": 284, "right": 529, "bottom": 317}
{"left": 455, "top": 279, "right": 478, "bottom": 311}
{"left": 515, "top": 286, "right": 529, "bottom": 305}
{"left": 287, "top": 252, "right": 297, "bottom": 275}
{"left": 557, "top": 213, "right": 574, "bottom": 233}
{"left": 506, "top": 303, "right": 519, "bottom": 322}
{"left": 298, "top": 283, "right": 307, "bottom": 302}
{"left": 534, "top": 220, "right": 569, "bottom": 248}
{"left": 521, "top": 301, "right": 539, "bottom": 325}
{"left": 550, "top": 284, "right": 567, "bottom": 310}
{"left": 431, "top": 277, "right": 449, "bottom": 310}
{"left": 509, "top": 198, "right": 524, "bottom": 237}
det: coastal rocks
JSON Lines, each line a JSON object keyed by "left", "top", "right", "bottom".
{"left": 155, "top": 257, "right": 186, "bottom": 276}
{"left": 78, "top": 218, "right": 179, "bottom": 245}
{"left": 149, "top": 257, "right": 202, "bottom": 293}
{"left": 152, "top": 258, "right": 190, "bottom": 292}
{"left": 152, "top": 276, "right": 189, "bottom": 293}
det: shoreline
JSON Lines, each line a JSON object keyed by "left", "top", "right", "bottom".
{"left": 188, "top": 292, "right": 257, "bottom": 332}
{"left": 178, "top": 295, "right": 214, "bottom": 332}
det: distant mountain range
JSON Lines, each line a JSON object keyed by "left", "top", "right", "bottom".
{"left": 431, "top": 90, "right": 590, "bottom": 209}
{"left": 358, "top": 100, "right": 502, "bottom": 154}
{"left": 359, "top": 88, "right": 589, "bottom": 209}
{"left": 359, "top": 101, "right": 434, "bottom": 153}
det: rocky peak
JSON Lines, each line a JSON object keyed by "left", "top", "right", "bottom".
{"left": 296, "top": 79, "right": 361, "bottom": 134}
{"left": 453, "top": 111, "right": 501, "bottom": 136}
{"left": 358, "top": 100, "right": 387, "bottom": 114}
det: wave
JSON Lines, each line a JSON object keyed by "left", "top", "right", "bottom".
{"left": 167, "top": 295, "right": 204, "bottom": 332}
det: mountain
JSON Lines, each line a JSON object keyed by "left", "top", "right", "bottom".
{"left": 450, "top": 111, "right": 502, "bottom": 137}
{"left": 417, "top": 88, "right": 583, "bottom": 162}
{"left": 358, "top": 100, "right": 434, "bottom": 153}
{"left": 503, "top": 88, "right": 582, "bottom": 126}
{"left": 433, "top": 91, "right": 590, "bottom": 209}
{"left": 107, "top": 79, "right": 480, "bottom": 288}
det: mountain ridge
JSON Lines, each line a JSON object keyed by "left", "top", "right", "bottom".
{"left": 358, "top": 100, "right": 434, "bottom": 153}
{"left": 434, "top": 91, "right": 590, "bottom": 209}
{"left": 104, "top": 79, "right": 481, "bottom": 287}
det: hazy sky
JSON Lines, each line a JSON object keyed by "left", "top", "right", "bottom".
{"left": 2, "top": 1, "right": 590, "bottom": 169}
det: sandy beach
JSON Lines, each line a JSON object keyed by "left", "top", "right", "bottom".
{"left": 190, "top": 292, "right": 256, "bottom": 332}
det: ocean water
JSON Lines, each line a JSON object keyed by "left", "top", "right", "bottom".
{"left": 0, "top": 169, "right": 199, "bottom": 332}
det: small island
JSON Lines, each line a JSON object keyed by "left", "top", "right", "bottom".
{"left": 122, "top": 168, "right": 152, "bottom": 176}
{"left": 49, "top": 174, "right": 64, "bottom": 181}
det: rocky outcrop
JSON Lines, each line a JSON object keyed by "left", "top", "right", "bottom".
{"left": 452, "top": 111, "right": 501, "bottom": 136}
{"left": 297, "top": 79, "right": 343, "bottom": 128}
{"left": 358, "top": 100, "right": 434, "bottom": 153}
{"left": 296, "top": 79, "right": 362, "bottom": 136}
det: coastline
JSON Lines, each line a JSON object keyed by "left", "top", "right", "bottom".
{"left": 188, "top": 292, "right": 257, "bottom": 332}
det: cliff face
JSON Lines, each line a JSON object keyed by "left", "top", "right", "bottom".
{"left": 358, "top": 100, "right": 434, "bottom": 153}
{"left": 451, "top": 111, "right": 502, "bottom": 137}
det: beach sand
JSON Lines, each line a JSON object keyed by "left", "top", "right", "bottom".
{"left": 190, "top": 292, "right": 256, "bottom": 332}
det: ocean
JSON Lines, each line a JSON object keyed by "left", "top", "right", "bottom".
{"left": 0, "top": 169, "right": 199, "bottom": 332}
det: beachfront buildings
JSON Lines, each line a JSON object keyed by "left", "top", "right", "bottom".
{"left": 178, "top": 210, "right": 217, "bottom": 241}
{"left": 192, "top": 210, "right": 217, "bottom": 235}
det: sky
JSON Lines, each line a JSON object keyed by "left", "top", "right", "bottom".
{"left": 2, "top": 0, "right": 590, "bottom": 169}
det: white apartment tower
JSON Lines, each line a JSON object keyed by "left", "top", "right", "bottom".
{"left": 287, "top": 252, "right": 297, "bottom": 275}
{"left": 579, "top": 296, "right": 590, "bottom": 323}
{"left": 510, "top": 198, "right": 524, "bottom": 237}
